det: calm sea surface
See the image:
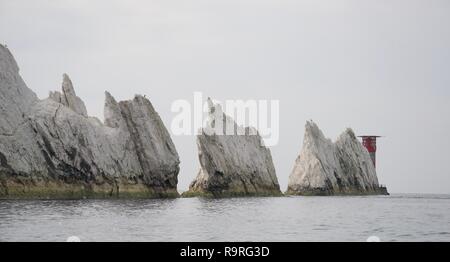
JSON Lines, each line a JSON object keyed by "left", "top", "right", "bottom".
{"left": 0, "top": 194, "right": 449, "bottom": 242}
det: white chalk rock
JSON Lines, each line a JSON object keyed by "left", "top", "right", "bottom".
{"left": 287, "top": 121, "right": 388, "bottom": 195}
{"left": 0, "top": 45, "right": 38, "bottom": 135}
{"left": 185, "top": 98, "right": 281, "bottom": 197}
{"left": 0, "top": 43, "right": 179, "bottom": 199}
{"left": 49, "top": 74, "right": 88, "bottom": 117}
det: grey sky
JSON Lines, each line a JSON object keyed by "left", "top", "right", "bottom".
{"left": 1, "top": 0, "right": 449, "bottom": 193}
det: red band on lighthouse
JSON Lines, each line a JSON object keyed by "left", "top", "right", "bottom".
{"left": 358, "top": 136, "right": 381, "bottom": 169}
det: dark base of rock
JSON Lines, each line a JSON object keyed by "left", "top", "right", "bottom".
{"left": 286, "top": 186, "right": 390, "bottom": 196}
{"left": 0, "top": 172, "right": 179, "bottom": 200}
{"left": 182, "top": 189, "right": 284, "bottom": 198}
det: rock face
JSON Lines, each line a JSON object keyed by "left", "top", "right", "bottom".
{"left": 185, "top": 99, "right": 281, "bottom": 197}
{"left": 287, "top": 121, "right": 388, "bottom": 196}
{"left": 0, "top": 44, "right": 180, "bottom": 199}
{"left": 49, "top": 74, "right": 88, "bottom": 117}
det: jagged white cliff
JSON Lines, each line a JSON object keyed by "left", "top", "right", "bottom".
{"left": 0, "top": 44, "right": 179, "bottom": 199}
{"left": 185, "top": 99, "right": 281, "bottom": 197}
{"left": 287, "top": 121, "right": 388, "bottom": 195}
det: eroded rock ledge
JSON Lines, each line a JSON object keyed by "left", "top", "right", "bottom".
{"left": 287, "top": 121, "right": 388, "bottom": 196}
{"left": 0, "top": 44, "right": 179, "bottom": 199}
{"left": 184, "top": 99, "right": 282, "bottom": 198}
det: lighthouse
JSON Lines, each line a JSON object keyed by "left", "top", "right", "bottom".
{"left": 358, "top": 136, "right": 382, "bottom": 169}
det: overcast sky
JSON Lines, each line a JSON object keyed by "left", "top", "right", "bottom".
{"left": 1, "top": 0, "right": 449, "bottom": 194}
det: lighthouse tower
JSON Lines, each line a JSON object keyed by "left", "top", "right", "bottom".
{"left": 358, "top": 136, "right": 382, "bottom": 169}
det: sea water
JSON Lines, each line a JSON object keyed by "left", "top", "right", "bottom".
{"left": 0, "top": 194, "right": 449, "bottom": 242}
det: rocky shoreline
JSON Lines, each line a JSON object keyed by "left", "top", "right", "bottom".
{"left": 0, "top": 43, "right": 388, "bottom": 199}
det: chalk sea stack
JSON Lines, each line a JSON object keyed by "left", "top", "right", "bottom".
{"left": 184, "top": 99, "right": 282, "bottom": 198}
{"left": 0, "top": 44, "right": 180, "bottom": 199}
{"left": 287, "top": 121, "right": 388, "bottom": 196}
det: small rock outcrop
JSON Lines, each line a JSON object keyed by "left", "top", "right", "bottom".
{"left": 0, "top": 44, "right": 179, "bottom": 199}
{"left": 49, "top": 74, "right": 88, "bottom": 117}
{"left": 287, "top": 121, "right": 388, "bottom": 196}
{"left": 184, "top": 99, "right": 282, "bottom": 197}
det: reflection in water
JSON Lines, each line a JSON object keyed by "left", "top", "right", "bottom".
{"left": 0, "top": 194, "right": 449, "bottom": 242}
